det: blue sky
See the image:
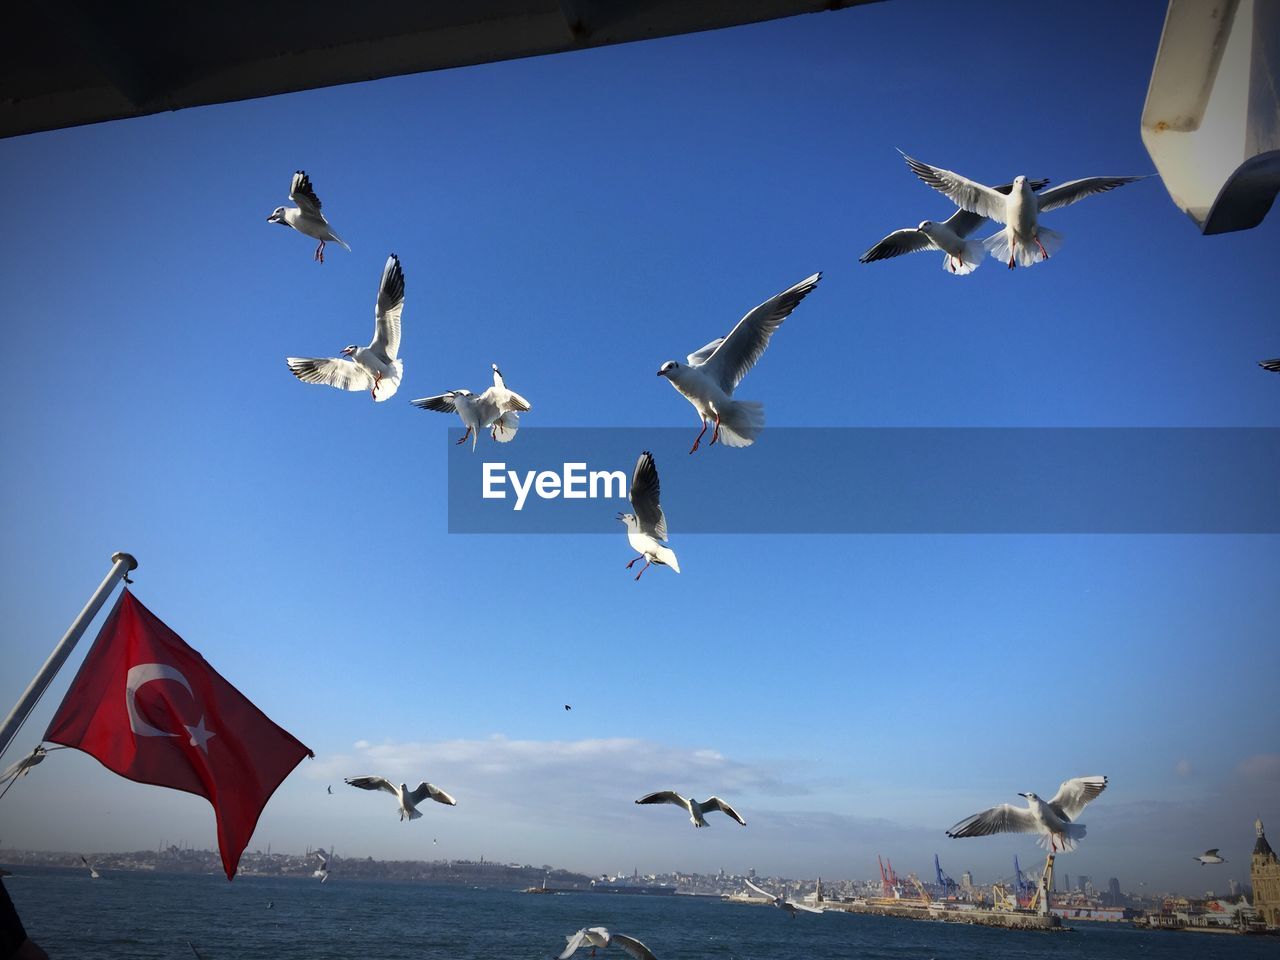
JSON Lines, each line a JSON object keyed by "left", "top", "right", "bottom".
{"left": 0, "top": 1, "right": 1277, "bottom": 896}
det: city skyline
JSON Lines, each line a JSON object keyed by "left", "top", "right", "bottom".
{"left": 0, "top": 0, "right": 1276, "bottom": 902}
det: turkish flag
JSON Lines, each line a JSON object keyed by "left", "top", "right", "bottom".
{"left": 43, "top": 589, "right": 312, "bottom": 880}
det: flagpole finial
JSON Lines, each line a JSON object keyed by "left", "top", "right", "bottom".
{"left": 111, "top": 552, "right": 138, "bottom": 572}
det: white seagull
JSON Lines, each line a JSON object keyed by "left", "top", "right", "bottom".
{"left": 560, "top": 929, "right": 656, "bottom": 960}
{"left": 618, "top": 451, "right": 679, "bottom": 581}
{"left": 900, "top": 152, "right": 1145, "bottom": 268}
{"left": 345, "top": 775, "right": 457, "bottom": 821}
{"left": 409, "top": 363, "right": 531, "bottom": 450}
{"left": 860, "top": 178, "right": 1049, "bottom": 275}
{"left": 1194, "top": 849, "right": 1227, "bottom": 866}
{"left": 946, "top": 775, "right": 1107, "bottom": 853}
{"left": 1260, "top": 359, "right": 1280, "bottom": 373}
{"left": 657, "top": 273, "right": 821, "bottom": 453}
{"left": 286, "top": 253, "right": 405, "bottom": 401}
{"left": 745, "top": 879, "right": 823, "bottom": 917}
{"left": 635, "top": 791, "right": 746, "bottom": 828}
{"left": 267, "top": 170, "right": 351, "bottom": 262}
{"left": 313, "top": 850, "right": 330, "bottom": 882}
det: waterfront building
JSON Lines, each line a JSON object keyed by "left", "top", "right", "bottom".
{"left": 1251, "top": 818, "right": 1280, "bottom": 927}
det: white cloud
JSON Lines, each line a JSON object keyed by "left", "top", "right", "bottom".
{"left": 1175, "top": 758, "right": 1192, "bottom": 777}
{"left": 1237, "top": 753, "right": 1280, "bottom": 781}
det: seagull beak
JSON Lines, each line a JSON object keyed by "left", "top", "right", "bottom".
{"left": 656, "top": 369, "right": 665, "bottom": 377}
{"left": 1017, "top": 793, "right": 1028, "bottom": 798}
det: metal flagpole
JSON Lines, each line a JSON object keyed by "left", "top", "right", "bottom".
{"left": 0, "top": 551, "right": 138, "bottom": 762}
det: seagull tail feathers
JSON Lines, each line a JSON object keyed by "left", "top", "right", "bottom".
{"left": 491, "top": 410, "right": 520, "bottom": 443}
{"left": 943, "top": 238, "right": 986, "bottom": 276}
{"left": 715, "top": 399, "right": 764, "bottom": 448}
{"left": 407, "top": 807, "right": 423, "bottom": 821}
{"left": 1038, "top": 821, "right": 1086, "bottom": 852}
{"left": 983, "top": 227, "right": 1062, "bottom": 267}
{"left": 372, "top": 360, "right": 404, "bottom": 402}
{"left": 656, "top": 544, "right": 680, "bottom": 574}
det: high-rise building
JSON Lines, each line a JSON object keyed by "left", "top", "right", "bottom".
{"left": 1229, "top": 878, "right": 1240, "bottom": 897}
{"left": 1107, "top": 877, "right": 1122, "bottom": 906}
{"left": 1077, "top": 874, "right": 1090, "bottom": 894}
{"left": 1251, "top": 818, "right": 1280, "bottom": 927}
{"left": 960, "top": 870, "right": 974, "bottom": 895}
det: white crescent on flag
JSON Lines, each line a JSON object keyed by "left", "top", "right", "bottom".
{"left": 125, "top": 663, "right": 215, "bottom": 752}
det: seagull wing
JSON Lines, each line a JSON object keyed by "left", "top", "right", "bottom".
{"left": 559, "top": 929, "right": 589, "bottom": 960}
{"left": 286, "top": 357, "right": 374, "bottom": 392}
{"left": 371, "top": 254, "right": 405, "bottom": 362}
{"left": 686, "top": 337, "right": 725, "bottom": 366}
{"left": 629, "top": 451, "right": 667, "bottom": 541}
{"left": 1204, "top": 849, "right": 1220, "bottom": 857}
{"left": 1258, "top": 358, "right": 1280, "bottom": 372}
{"left": 947, "top": 803, "right": 1040, "bottom": 838}
{"left": 745, "top": 878, "right": 775, "bottom": 899}
{"left": 1048, "top": 775, "right": 1107, "bottom": 821}
{"left": 586, "top": 928, "right": 611, "bottom": 948}
{"left": 610, "top": 934, "right": 657, "bottom": 960}
{"left": 1035, "top": 176, "right": 1146, "bottom": 213}
{"left": 700, "top": 273, "right": 822, "bottom": 394}
{"left": 407, "top": 781, "right": 458, "bottom": 806}
{"left": 859, "top": 228, "right": 935, "bottom": 263}
{"left": 787, "top": 900, "right": 824, "bottom": 913}
{"left": 899, "top": 152, "right": 1010, "bottom": 222}
{"left": 289, "top": 170, "right": 323, "bottom": 217}
{"left": 345, "top": 776, "right": 398, "bottom": 796}
{"left": 636, "top": 791, "right": 689, "bottom": 813}
{"left": 703, "top": 797, "right": 746, "bottom": 825}
{"left": 410, "top": 393, "right": 459, "bottom": 414}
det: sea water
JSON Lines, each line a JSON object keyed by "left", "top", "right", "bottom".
{"left": 4, "top": 866, "right": 1276, "bottom": 960}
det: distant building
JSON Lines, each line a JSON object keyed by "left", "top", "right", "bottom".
{"left": 1107, "top": 877, "right": 1122, "bottom": 906}
{"left": 960, "top": 870, "right": 974, "bottom": 894}
{"left": 1252, "top": 818, "right": 1280, "bottom": 927}
{"left": 1229, "top": 879, "right": 1240, "bottom": 897}
{"left": 1077, "top": 874, "right": 1090, "bottom": 894}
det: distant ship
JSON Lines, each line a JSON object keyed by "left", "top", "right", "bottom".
{"left": 589, "top": 877, "right": 677, "bottom": 895}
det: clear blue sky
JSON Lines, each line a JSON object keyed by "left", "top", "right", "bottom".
{"left": 0, "top": 0, "right": 1276, "bottom": 897}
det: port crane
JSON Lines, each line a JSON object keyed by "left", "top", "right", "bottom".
{"left": 877, "top": 855, "right": 899, "bottom": 899}
{"left": 934, "top": 854, "right": 958, "bottom": 899}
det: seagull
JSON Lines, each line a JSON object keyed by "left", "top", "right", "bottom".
{"left": 286, "top": 253, "right": 405, "bottom": 401}
{"left": 860, "top": 178, "right": 1050, "bottom": 275}
{"left": 1194, "top": 849, "right": 1227, "bottom": 865}
{"left": 0, "top": 745, "right": 48, "bottom": 783}
{"left": 313, "top": 850, "right": 330, "bottom": 883}
{"left": 657, "top": 273, "right": 821, "bottom": 453}
{"left": 327, "top": 785, "right": 333, "bottom": 795}
{"left": 345, "top": 775, "right": 457, "bottom": 821}
{"left": 267, "top": 170, "right": 350, "bottom": 262}
{"left": 618, "top": 451, "right": 679, "bottom": 581}
{"left": 560, "top": 929, "right": 656, "bottom": 960}
{"left": 745, "top": 879, "right": 823, "bottom": 917}
{"left": 635, "top": 791, "right": 745, "bottom": 828}
{"left": 946, "top": 775, "right": 1107, "bottom": 853}
{"left": 564, "top": 704, "right": 572, "bottom": 711}
{"left": 900, "top": 152, "right": 1145, "bottom": 268}
{"left": 559, "top": 927, "right": 611, "bottom": 959}
{"left": 410, "top": 363, "right": 532, "bottom": 450}
{"left": 1260, "top": 359, "right": 1280, "bottom": 372}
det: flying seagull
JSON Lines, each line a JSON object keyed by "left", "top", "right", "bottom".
{"left": 946, "top": 775, "right": 1107, "bottom": 853}
{"left": 0, "top": 745, "right": 49, "bottom": 783}
{"left": 410, "top": 363, "right": 531, "bottom": 449}
{"left": 559, "top": 927, "right": 611, "bottom": 959}
{"left": 267, "top": 170, "right": 351, "bottom": 262}
{"left": 564, "top": 704, "right": 572, "bottom": 711}
{"left": 560, "top": 929, "right": 657, "bottom": 960}
{"left": 657, "top": 273, "right": 821, "bottom": 453}
{"left": 618, "top": 451, "right": 679, "bottom": 581}
{"left": 314, "top": 850, "right": 330, "bottom": 883}
{"left": 636, "top": 791, "right": 745, "bottom": 828}
{"left": 286, "top": 253, "right": 405, "bottom": 401}
{"left": 327, "top": 785, "right": 333, "bottom": 795}
{"left": 860, "top": 178, "right": 1049, "bottom": 275}
{"left": 900, "top": 152, "right": 1145, "bottom": 268}
{"left": 745, "top": 879, "right": 823, "bottom": 917}
{"left": 345, "top": 775, "right": 457, "bottom": 821}
{"left": 1194, "top": 849, "right": 1227, "bottom": 865}
{"left": 1260, "top": 359, "right": 1280, "bottom": 372}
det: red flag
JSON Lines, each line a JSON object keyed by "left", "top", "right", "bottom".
{"left": 43, "top": 589, "right": 312, "bottom": 880}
